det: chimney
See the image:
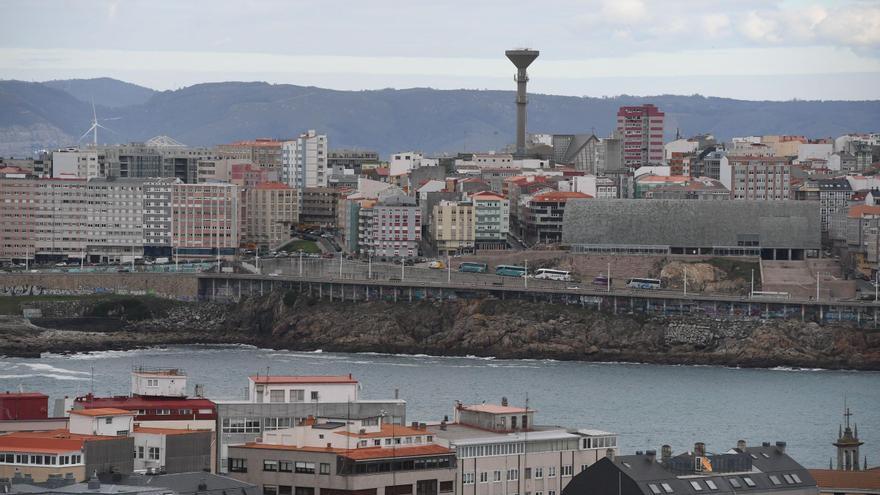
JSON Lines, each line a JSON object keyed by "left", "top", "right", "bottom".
{"left": 395, "top": 388, "right": 399, "bottom": 400}
{"left": 605, "top": 448, "right": 615, "bottom": 460}
{"left": 646, "top": 450, "right": 657, "bottom": 463}
{"left": 661, "top": 445, "right": 672, "bottom": 463}
{"left": 694, "top": 442, "right": 706, "bottom": 457}
{"left": 737, "top": 440, "right": 747, "bottom": 451}
{"left": 411, "top": 421, "right": 419, "bottom": 429}
{"left": 86, "top": 471, "right": 100, "bottom": 490}
{"left": 762, "top": 441, "right": 771, "bottom": 447}
{"left": 440, "top": 418, "right": 447, "bottom": 431}
{"left": 775, "top": 441, "right": 786, "bottom": 454}
{"left": 636, "top": 450, "right": 644, "bottom": 456}
{"left": 501, "top": 396, "right": 508, "bottom": 407}
{"left": 419, "top": 422, "right": 426, "bottom": 430}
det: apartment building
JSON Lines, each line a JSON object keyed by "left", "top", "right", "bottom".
{"left": 431, "top": 200, "right": 475, "bottom": 255}
{"left": 172, "top": 182, "right": 241, "bottom": 259}
{"left": 219, "top": 139, "right": 285, "bottom": 170}
{"left": 616, "top": 104, "right": 664, "bottom": 169}
{"left": 300, "top": 187, "right": 339, "bottom": 227}
{"left": 328, "top": 149, "right": 381, "bottom": 175}
{"left": 525, "top": 191, "right": 591, "bottom": 244}
{"left": 364, "top": 194, "right": 421, "bottom": 258}
{"left": 471, "top": 191, "right": 510, "bottom": 249}
{"left": 282, "top": 131, "right": 329, "bottom": 189}
{"left": 571, "top": 176, "right": 618, "bottom": 199}
{"left": 227, "top": 417, "right": 455, "bottom": 495}
{"left": 719, "top": 156, "right": 791, "bottom": 200}
{"left": 143, "top": 178, "right": 176, "bottom": 259}
{"left": 197, "top": 157, "right": 253, "bottom": 183}
{"left": 98, "top": 140, "right": 219, "bottom": 183}
{"left": 427, "top": 401, "right": 617, "bottom": 495}
{"left": 51, "top": 149, "right": 101, "bottom": 179}
{"left": 245, "top": 182, "right": 298, "bottom": 250}
{"left": 215, "top": 375, "right": 406, "bottom": 474}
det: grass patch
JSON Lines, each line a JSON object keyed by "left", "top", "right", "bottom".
{"left": 702, "top": 258, "right": 762, "bottom": 287}
{"left": 281, "top": 239, "right": 321, "bottom": 254}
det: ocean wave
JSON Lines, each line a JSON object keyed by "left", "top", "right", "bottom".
{"left": 769, "top": 366, "right": 828, "bottom": 372}
{"left": 0, "top": 373, "right": 88, "bottom": 381}
{"left": 17, "top": 363, "right": 90, "bottom": 376}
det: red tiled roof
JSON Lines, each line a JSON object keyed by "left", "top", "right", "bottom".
{"left": 134, "top": 426, "right": 211, "bottom": 436}
{"left": 254, "top": 181, "right": 292, "bottom": 190}
{"left": 0, "top": 429, "right": 117, "bottom": 454}
{"left": 532, "top": 191, "right": 591, "bottom": 202}
{"left": 69, "top": 407, "right": 135, "bottom": 417}
{"left": 809, "top": 469, "right": 880, "bottom": 490}
{"left": 848, "top": 205, "right": 880, "bottom": 218}
{"left": 237, "top": 443, "right": 451, "bottom": 460}
{"left": 472, "top": 191, "right": 506, "bottom": 199}
{"left": 74, "top": 395, "right": 216, "bottom": 410}
{"left": 0, "top": 392, "right": 47, "bottom": 398}
{"left": 248, "top": 375, "right": 357, "bottom": 385}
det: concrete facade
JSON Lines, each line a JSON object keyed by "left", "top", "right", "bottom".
{"left": 283, "top": 131, "right": 329, "bottom": 189}
{"left": 431, "top": 201, "right": 475, "bottom": 255}
{"left": 562, "top": 199, "right": 821, "bottom": 259}
{"left": 244, "top": 182, "right": 298, "bottom": 250}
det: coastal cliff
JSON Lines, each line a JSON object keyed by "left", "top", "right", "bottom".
{"left": 1, "top": 292, "right": 879, "bottom": 370}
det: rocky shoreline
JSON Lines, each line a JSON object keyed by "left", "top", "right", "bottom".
{"left": 1, "top": 292, "right": 879, "bottom": 370}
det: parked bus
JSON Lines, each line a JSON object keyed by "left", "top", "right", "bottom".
{"left": 626, "top": 278, "right": 662, "bottom": 289}
{"left": 593, "top": 275, "right": 609, "bottom": 287}
{"left": 495, "top": 265, "right": 527, "bottom": 277}
{"left": 459, "top": 262, "right": 488, "bottom": 273}
{"left": 534, "top": 268, "right": 572, "bottom": 281}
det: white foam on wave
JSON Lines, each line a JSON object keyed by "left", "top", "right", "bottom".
{"left": 0, "top": 373, "right": 88, "bottom": 381}
{"left": 17, "top": 363, "right": 90, "bottom": 376}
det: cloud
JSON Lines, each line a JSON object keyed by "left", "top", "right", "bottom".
{"left": 599, "top": 0, "right": 648, "bottom": 25}
{"left": 739, "top": 11, "right": 781, "bottom": 43}
{"left": 816, "top": 4, "right": 880, "bottom": 47}
{"left": 700, "top": 13, "right": 731, "bottom": 39}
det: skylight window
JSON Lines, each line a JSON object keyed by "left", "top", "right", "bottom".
{"left": 689, "top": 481, "right": 703, "bottom": 491}
{"left": 769, "top": 476, "right": 781, "bottom": 486}
{"left": 761, "top": 453, "right": 770, "bottom": 459}
{"left": 749, "top": 454, "right": 758, "bottom": 460}
{"left": 661, "top": 483, "right": 674, "bottom": 493}
{"left": 728, "top": 478, "right": 741, "bottom": 488}
{"left": 783, "top": 474, "right": 794, "bottom": 484}
{"left": 705, "top": 480, "right": 718, "bottom": 490}
{"left": 649, "top": 484, "right": 662, "bottom": 495}
{"left": 743, "top": 477, "right": 756, "bottom": 487}
{"left": 791, "top": 474, "right": 802, "bottom": 484}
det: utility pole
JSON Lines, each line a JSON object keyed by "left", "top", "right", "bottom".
{"left": 447, "top": 255, "right": 451, "bottom": 284}
{"left": 524, "top": 259, "right": 528, "bottom": 289}
{"left": 875, "top": 271, "right": 878, "bottom": 302}
{"left": 683, "top": 266, "right": 687, "bottom": 295}
{"left": 339, "top": 253, "right": 343, "bottom": 278}
{"left": 750, "top": 269, "right": 754, "bottom": 298}
{"left": 368, "top": 255, "right": 372, "bottom": 279}
{"left": 816, "top": 272, "right": 820, "bottom": 302}
{"left": 607, "top": 261, "right": 611, "bottom": 293}
{"left": 299, "top": 251, "right": 303, "bottom": 277}
{"left": 401, "top": 257, "right": 405, "bottom": 281}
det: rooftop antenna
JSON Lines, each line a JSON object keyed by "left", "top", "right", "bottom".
{"left": 505, "top": 48, "right": 539, "bottom": 158}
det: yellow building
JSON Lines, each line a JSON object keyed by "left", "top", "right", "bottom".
{"left": 431, "top": 200, "right": 475, "bottom": 255}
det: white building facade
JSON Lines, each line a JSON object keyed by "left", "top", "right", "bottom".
{"left": 282, "top": 130, "right": 328, "bottom": 189}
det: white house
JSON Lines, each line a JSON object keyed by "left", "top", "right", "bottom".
{"left": 247, "top": 375, "right": 360, "bottom": 403}
{"left": 68, "top": 408, "right": 135, "bottom": 436}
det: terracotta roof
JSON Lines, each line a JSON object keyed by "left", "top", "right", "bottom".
{"left": 0, "top": 392, "right": 47, "bottom": 398}
{"left": 134, "top": 426, "right": 211, "bottom": 436}
{"left": 0, "top": 429, "right": 116, "bottom": 454}
{"left": 69, "top": 407, "right": 136, "bottom": 417}
{"left": 472, "top": 191, "right": 506, "bottom": 199}
{"left": 334, "top": 424, "right": 427, "bottom": 439}
{"left": 237, "top": 442, "right": 451, "bottom": 460}
{"left": 248, "top": 375, "right": 357, "bottom": 384}
{"left": 532, "top": 191, "right": 591, "bottom": 202}
{"left": 809, "top": 469, "right": 880, "bottom": 490}
{"left": 460, "top": 404, "right": 533, "bottom": 414}
{"left": 74, "top": 394, "right": 216, "bottom": 410}
{"left": 637, "top": 175, "right": 691, "bottom": 184}
{"left": 848, "top": 205, "right": 880, "bottom": 218}
{"left": 254, "top": 181, "right": 292, "bottom": 190}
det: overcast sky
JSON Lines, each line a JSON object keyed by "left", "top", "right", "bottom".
{"left": 1, "top": 0, "right": 879, "bottom": 100}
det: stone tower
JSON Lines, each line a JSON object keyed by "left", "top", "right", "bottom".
{"left": 834, "top": 406, "right": 863, "bottom": 471}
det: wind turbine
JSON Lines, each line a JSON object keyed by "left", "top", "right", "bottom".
{"left": 77, "top": 99, "right": 115, "bottom": 147}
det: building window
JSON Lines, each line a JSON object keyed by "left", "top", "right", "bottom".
{"left": 548, "top": 467, "right": 556, "bottom": 478}
{"left": 269, "top": 390, "right": 285, "bottom": 403}
{"left": 535, "top": 467, "right": 543, "bottom": 479}
{"left": 105, "top": 417, "right": 113, "bottom": 424}
{"left": 463, "top": 473, "right": 475, "bottom": 485}
{"left": 264, "top": 485, "right": 278, "bottom": 495}
{"left": 294, "top": 488, "right": 314, "bottom": 495}
{"left": 295, "top": 462, "right": 316, "bottom": 474}
{"left": 493, "top": 470, "right": 502, "bottom": 482}
{"left": 279, "top": 461, "right": 293, "bottom": 473}
{"left": 148, "top": 447, "right": 160, "bottom": 460}
{"left": 439, "top": 481, "right": 453, "bottom": 493}
{"left": 507, "top": 469, "right": 519, "bottom": 481}
{"left": 229, "top": 458, "right": 248, "bottom": 473}
{"left": 264, "top": 460, "right": 279, "bottom": 472}
{"left": 319, "top": 463, "right": 331, "bottom": 474}
{"left": 562, "top": 465, "right": 572, "bottom": 477}
{"left": 311, "top": 391, "right": 319, "bottom": 401}
{"left": 137, "top": 446, "right": 144, "bottom": 459}
{"left": 279, "top": 487, "right": 292, "bottom": 495}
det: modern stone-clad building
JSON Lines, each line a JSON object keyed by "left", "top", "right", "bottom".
{"left": 562, "top": 199, "right": 821, "bottom": 259}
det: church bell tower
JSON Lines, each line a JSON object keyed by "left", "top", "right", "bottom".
{"left": 834, "top": 406, "right": 864, "bottom": 471}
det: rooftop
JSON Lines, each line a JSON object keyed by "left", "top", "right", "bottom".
{"left": 426, "top": 422, "right": 571, "bottom": 444}
{"left": 68, "top": 408, "right": 136, "bottom": 417}
{"left": 133, "top": 426, "right": 212, "bottom": 436}
{"left": 248, "top": 374, "right": 358, "bottom": 385}
{"left": 1, "top": 392, "right": 48, "bottom": 398}
{"left": 848, "top": 205, "right": 880, "bottom": 218}
{"left": 334, "top": 423, "right": 428, "bottom": 439}
{"left": 809, "top": 469, "right": 880, "bottom": 491}
{"left": 532, "top": 191, "right": 591, "bottom": 202}
{"left": 0, "top": 429, "right": 117, "bottom": 454}
{"left": 460, "top": 404, "right": 533, "bottom": 414}
{"left": 236, "top": 442, "right": 451, "bottom": 461}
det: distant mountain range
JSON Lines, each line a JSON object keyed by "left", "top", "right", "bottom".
{"left": 0, "top": 77, "right": 878, "bottom": 158}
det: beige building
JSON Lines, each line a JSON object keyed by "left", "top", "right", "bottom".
{"left": 197, "top": 157, "right": 253, "bottom": 183}
{"left": 172, "top": 182, "right": 241, "bottom": 259}
{"left": 227, "top": 417, "right": 456, "bottom": 495}
{"left": 432, "top": 200, "right": 475, "bottom": 255}
{"left": 244, "top": 182, "right": 298, "bottom": 250}
{"left": 720, "top": 156, "right": 791, "bottom": 200}
{"left": 428, "top": 402, "right": 617, "bottom": 495}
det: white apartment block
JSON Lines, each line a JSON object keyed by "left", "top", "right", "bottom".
{"left": 572, "top": 175, "right": 618, "bottom": 199}
{"left": 428, "top": 402, "right": 617, "bottom": 495}
{"left": 52, "top": 148, "right": 101, "bottom": 179}
{"left": 248, "top": 375, "right": 359, "bottom": 404}
{"left": 471, "top": 191, "right": 510, "bottom": 244}
{"left": 720, "top": 156, "right": 791, "bottom": 200}
{"left": 282, "top": 130, "right": 328, "bottom": 189}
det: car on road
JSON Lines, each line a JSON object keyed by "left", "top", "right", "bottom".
{"left": 428, "top": 260, "right": 446, "bottom": 269}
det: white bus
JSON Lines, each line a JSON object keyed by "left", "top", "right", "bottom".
{"left": 626, "top": 278, "right": 662, "bottom": 289}
{"left": 534, "top": 268, "right": 572, "bottom": 281}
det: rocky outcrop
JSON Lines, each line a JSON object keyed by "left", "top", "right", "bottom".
{"left": 1, "top": 293, "right": 879, "bottom": 370}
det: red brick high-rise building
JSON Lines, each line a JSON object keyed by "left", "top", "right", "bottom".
{"left": 616, "top": 104, "right": 665, "bottom": 169}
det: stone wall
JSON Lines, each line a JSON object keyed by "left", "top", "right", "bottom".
{"left": 0, "top": 273, "right": 199, "bottom": 300}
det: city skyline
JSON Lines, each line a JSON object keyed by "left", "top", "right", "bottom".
{"left": 1, "top": 0, "right": 879, "bottom": 101}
